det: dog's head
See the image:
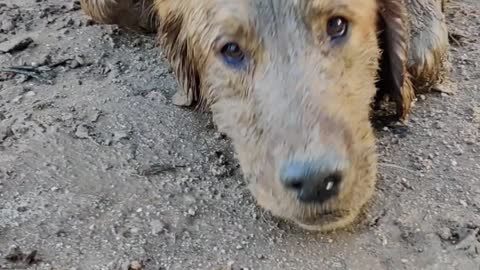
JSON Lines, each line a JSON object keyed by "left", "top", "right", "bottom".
{"left": 156, "top": 0, "right": 413, "bottom": 231}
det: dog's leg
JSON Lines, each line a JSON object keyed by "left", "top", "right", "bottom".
{"left": 80, "top": 0, "right": 157, "bottom": 33}
{"left": 405, "top": 0, "right": 449, "bottom": 92}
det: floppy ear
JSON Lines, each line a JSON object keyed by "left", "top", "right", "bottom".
{"left": 156, "top": 4, "right": 203, "bottom": 108}
{"left": 80, "top": 0, "right": 157, "bottom": 33}
{"left": 375, "top": 0, "right": 414, "bottom": 121}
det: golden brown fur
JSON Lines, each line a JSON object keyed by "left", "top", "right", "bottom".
{"left": 80, "top": 0, "right": 157, "bottom": 32}
{"left": 81, "top": 0, "right": 449, "bottom": 232}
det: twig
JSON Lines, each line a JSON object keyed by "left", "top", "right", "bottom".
{"left": 0, "top": 66, "right": 54, "bottom": 84}
{"left": 448, "top": 32, "right": 467, "bottom": 46}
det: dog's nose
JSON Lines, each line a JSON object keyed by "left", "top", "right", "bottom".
{"left": 280, "top": 160, "right": 343, "bottom": 204}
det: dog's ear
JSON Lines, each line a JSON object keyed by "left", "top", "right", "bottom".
{"left": 376, "top": 0, "right": 414, "bottom": 121}
{"left": 80, "top": 0, "right": 157, "bottom": 33}
{"left": 157, "top": 3, "right": 202, "bottom": 108}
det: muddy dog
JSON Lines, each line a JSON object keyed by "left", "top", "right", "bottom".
{"left": 80, "top": 0, "right": 448, "bottom": 232}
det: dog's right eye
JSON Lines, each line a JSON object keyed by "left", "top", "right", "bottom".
{"left": 326, "top": 17, "right": 348, "bottom": 40}
{"left": 220, "top": 42, "right": 246, "bottom": 68}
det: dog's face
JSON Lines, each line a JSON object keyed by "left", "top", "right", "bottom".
{"left": 157, "top": 0, "right": 411, "bottom": 231}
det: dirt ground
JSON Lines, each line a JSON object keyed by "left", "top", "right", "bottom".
{"left": 0, "top": 0, "right": 479, "bottom": 269}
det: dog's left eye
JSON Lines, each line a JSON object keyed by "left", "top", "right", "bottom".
{"left": 326, "top": 17, "right": 348, "bottom": 39}
{"left": 220, "top": 42, "right": 246, "bottom": 67}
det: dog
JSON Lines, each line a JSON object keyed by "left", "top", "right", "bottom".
{"left": 80, "top": 0, "right": 448, "bottom": 232}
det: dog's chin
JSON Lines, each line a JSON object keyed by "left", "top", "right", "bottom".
{"left": 292, "top": 208, "right": 355, "bottom": 232}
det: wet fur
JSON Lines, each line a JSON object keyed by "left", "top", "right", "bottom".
{"left": 81, "top": 0, "right": 449, "bottom": 232}
{"left": 80, "top": 0, "right": 158, "bottom": 32}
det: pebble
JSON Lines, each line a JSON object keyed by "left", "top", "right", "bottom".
{"left": 25, "top": 91, "right": 36, "bottom": 97}
{"left": 11, "top": 95, "right": 23, "bottom": 104}
{"left": 150, "top": 220, "right": 166, "bottom": 235}
{"left": 0, "top": 36, "right": 33, "bottom": 53}
{"left": 433, "top": 121, "right": 444, "bottom": 129}
{"left": 69, "top": 60, "right": 80, "bottom": 69}
{"left": 438, "top": 227, "right": 452, "bottom": 240}
{"left": 129, "top": 261, "right": 143, "bottom": 270}
{"left": 187, "top": 208, "right": 196, "bottom": 216}
{"left": 112, "top": 131, "right": 129, "bottom": 141}
{"left": 75, "top": 124, "right": 90, "bottom": 139}
{"left": 1, "top": 19, "right": 15, "bottom": 32}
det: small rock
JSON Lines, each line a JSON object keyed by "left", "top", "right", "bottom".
{"left": 88, "top": 110, "right": 102, "bottom": 123}
{"left": 187, "top": 208, "right": 196, "bottom": 216}
{"left": 438, "top": 227, "right": 452, "bottom": 240}
{"left": 400, "top": 178, "right": 414, "bottom": 190}
{"left": 0, "top": 36, "right": 34, "bottom": 54}
{"left": 433, "top": 121, "right": 444, "bottom": 129}
{"left": 74, "top": 54, "right": 85, "bottom": 66}
{"left": 0, "top": 123, "right": 14, "bottom": 142}
{"left": 128, "top": 261, "right": 143, "bottom": 270}
{"left": 472, "top": 106, "right": 480, "bottom": 123}
{"left": 12, "top": 95, "right": 23, "bottom": 104}
{"left": 112, "top": 131, "right": 129, "bottom": 141}
{"left": 25, "top": 91, "right": 36, "bottom": 97}
{"left": 1, "top": 19, "right": 15, "bottom": 32}
{"left": 75, "top": 124, "right": 90, "bottom": 139}
{"left": 451, "top": 160, "right": 458, "bottom": 166}
{"left": 216, "top": 262, "right": 234, "bottom": 270}
{"left": 150, "top": 220, "right": 166, "bottom": 235}
{"left": 17, "top": 206, "right": 28, "bottom": 212}
{"left": 69, "top": 60, "right": 80, "bottom": 69}
{"left": 210, "top": 164, "right": 229, "bottom": 177}
{"left": 459, "top": 200, "right": 468, "bottom": 207}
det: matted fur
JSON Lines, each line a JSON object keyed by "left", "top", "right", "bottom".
{"left": 81, "top": 0, "right": 448, "bottom": 232}
{"left": 80, "top": 0, "right": 158, "bottom": 32}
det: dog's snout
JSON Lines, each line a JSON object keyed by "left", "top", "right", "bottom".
{"left": 280, "top": 159, "right": 343, "bottom": 204}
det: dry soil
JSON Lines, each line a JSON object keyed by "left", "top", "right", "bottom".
{"left": 0, "top": 0, "right": 479, "bottom": 269}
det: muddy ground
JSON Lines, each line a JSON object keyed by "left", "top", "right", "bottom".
{"left": 0, "top": 0, "right": 479, "bottom": 269}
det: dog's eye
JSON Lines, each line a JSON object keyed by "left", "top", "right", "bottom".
{"left": 326, "top": 17, "right": 348, "bottom": 39}
{"left": 220, "top": 42, "right": 245, "bottom": 67}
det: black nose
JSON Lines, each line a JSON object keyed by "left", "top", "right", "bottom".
{"left": 280, "top": 160, "right": 343, "bottom": 204}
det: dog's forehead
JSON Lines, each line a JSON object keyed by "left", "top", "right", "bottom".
{"left": 212, "top": 0, "right": 378, "bottom": 31}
